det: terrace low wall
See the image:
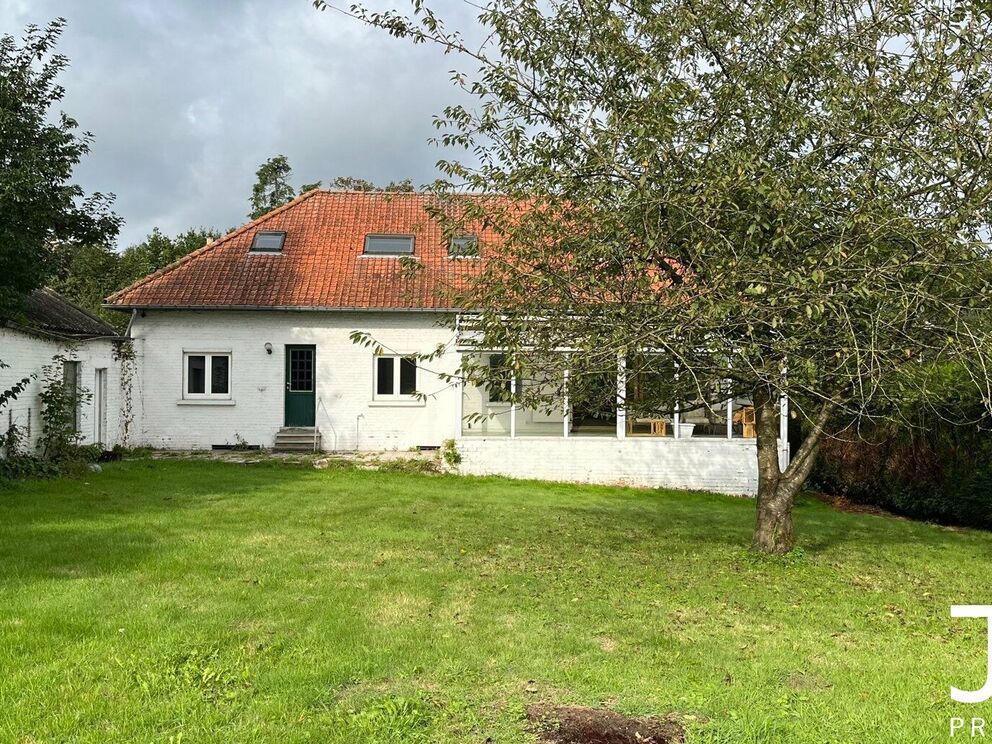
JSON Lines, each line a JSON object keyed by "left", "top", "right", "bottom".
{"left": 455, "top": 436, "right": 762, "bottom": 496}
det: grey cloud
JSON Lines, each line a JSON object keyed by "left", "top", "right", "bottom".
{"left": 0, "top": 0, "right": 478, "bottom": 248}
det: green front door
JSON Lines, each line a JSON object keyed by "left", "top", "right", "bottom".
{"left": 284, "top": 345, "right": 316, "bottom": 426}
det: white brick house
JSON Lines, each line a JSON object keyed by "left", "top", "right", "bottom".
{"left": 107, "top": 190, "right": 788, "bottom": 495}
{"left": 1, "top": 289, "right": 134, "bottom": 452}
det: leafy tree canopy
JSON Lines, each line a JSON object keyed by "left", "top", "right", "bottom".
{"left": 321, "top": 0, "right": 992, "bottom": 552}
{"left": 117, "top": 227, "right": 220, "bottom": 281}
{"left": 326, "top": 176, "right": 415, "bottom": 192}
{"left": 48, "top": 227, "right": 219, "bottom": 330}
{"left": 0, "top": 18, "right": 121, "bottom": 317}
{"left": 249, "top": 155, "right": 296, "bottom": 219}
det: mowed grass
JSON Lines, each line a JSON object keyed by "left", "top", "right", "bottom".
{"left": 0, "top": 459, "right": 989, "bottom": 743}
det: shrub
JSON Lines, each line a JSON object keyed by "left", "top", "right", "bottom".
{"left": 440, "top": 439, "right": 461, "bottom": 468}
{"left": 38, "top": 354, "right": 91, "bottom": 462}
{"left": 814, "top": 424, "right": 992, "bottom": 529}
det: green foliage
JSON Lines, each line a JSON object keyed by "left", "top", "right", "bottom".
{"left": 109, "top": 443, "right": 151, "bottom": 459}
{"left": 48, "top": 242, "right": 127, "bottom": 329}
{"left": 373, "top": 455, "right": 441, "bottom": 475}
{"left": 0, "top": 421, "right": 24, "bottom": 459}
{"left": 814, "top": 363, "right": 992, "bottom": 527}
{"left": 253, "top": 166, "right": 416, "bottom": 218}
{"left": 440, "top": 438, "right": 461, "bottom": 467}
{"left": 118, "top": 227, "right": 219, "bottom": 283}
{"left": 37, "top": 354, "right": 90, "bottom": 462}
{"left": 113, "top": 339, "right": 137, "bottom": 445}
{"left": 0, "top": 365, "right": 102, "bottom": 484}
{"left": 249, "top": 155, "right": 296, "bottom": 219}
{"left": 45, "top": 227, "right": 218, "bottom": 327}
{"left": 0, "top": 18, "right": 120, "bottom": 316}
{"left": 330, "top": 694, "right": 437, "bottom": 743}
{"left": 0, "top": 423, "right": 61, "bottom": 483}
{"left": 327, "top": 176, "right": 415, "bottom": 193}
{"left": 327, "top": 0, "right": 992, "bottom": 549}
{"left": 0, "top": 359, "right": 33, "bottom": 411}
{"left": 0, "top": 452, "right": 61, "bottom": 483}
{"left": 816, "top": 422, "right": 992, "bottom": 529}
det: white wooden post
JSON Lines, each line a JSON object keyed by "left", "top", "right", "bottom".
{"left": 509, "top": 373, "right": 517, "bottom": 438}
{"left": 616, "top": 355, "right": 627, "bottom": 439}
{"left": 456, "top": 358, "right": 464, "bottom": 438}
{"left": 673, "top": 402, "right": 681, "bottom": 439}
{"left": 562, "top": 367, "right": 570, "bottom": 438}
{"left": 726, "top": 397, "right": 733, "bottom": 439}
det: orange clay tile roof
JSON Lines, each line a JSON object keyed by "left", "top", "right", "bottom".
{"left": 106, "top": 190, "right": 492, "bottom": 311}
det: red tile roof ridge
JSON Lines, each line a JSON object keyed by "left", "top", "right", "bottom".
{"left": 106, "top": 188, "right": 325, "bottom": 304}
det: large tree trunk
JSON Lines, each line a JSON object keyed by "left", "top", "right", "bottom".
{"left": 751, "top": 387, "right": 834, "bottom": 554}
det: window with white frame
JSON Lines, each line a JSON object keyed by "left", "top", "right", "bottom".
{"left": 183, "top": 352, "right": 231, "bottom": 399}
{"left": 374, "top": 355, "right": 417, "bottom": 398}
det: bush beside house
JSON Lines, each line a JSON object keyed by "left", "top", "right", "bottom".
{"left": 814, "top": 423, "right": 992, "bottom": 529}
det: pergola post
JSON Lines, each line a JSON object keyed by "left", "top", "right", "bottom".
{"left": 456, "top": 357, "right": 464, "bottom": 438}
{"left": 616, "top": 354, "right": 627, "bottom": 440}
{"left": 562, "top": 367, "right": 570, "bottom": 438}
{"left": 509, "top": 373, "right": 517, "bottom": 438}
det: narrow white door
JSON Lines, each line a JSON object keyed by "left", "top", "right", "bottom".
{"left": 94, "top": 368, "right": 107, "bottom": 447}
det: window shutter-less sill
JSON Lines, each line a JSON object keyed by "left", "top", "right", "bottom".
{"left": 367, "top": 399, "right": 425, "bottom": 408}
{"left": 176, "top": 399, "right": 237, "bottom": 406}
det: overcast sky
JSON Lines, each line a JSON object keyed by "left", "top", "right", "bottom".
{"left": 0, "top": 0, "right": 476, "bottom": 249}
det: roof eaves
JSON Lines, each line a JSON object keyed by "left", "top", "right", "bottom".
{"left": 3, "top": 318, "right": 123, "bottom": 342}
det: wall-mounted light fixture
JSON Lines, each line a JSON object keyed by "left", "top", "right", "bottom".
{"left": 264, "top": 342, "right": 273, "bottom": 355}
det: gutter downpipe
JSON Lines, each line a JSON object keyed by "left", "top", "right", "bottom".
{"left": 124, "top": 309, "right": 138, "bottom": 338}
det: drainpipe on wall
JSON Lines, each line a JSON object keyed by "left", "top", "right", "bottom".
{"left": 124, "top": 309, "right": 138, "bottom": 338}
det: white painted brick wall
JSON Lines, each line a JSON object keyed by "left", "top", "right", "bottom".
{"left": 129, "top": 310, "right": 462, "bottom": 451}
{"left": 456, "top": 436, "right": 760, "bottom": 495}
{"left": 0, "top": 328, "right": 132, "bottom": 452}
{"left": 128, "top": 309, "right": 764, "bottom": 493}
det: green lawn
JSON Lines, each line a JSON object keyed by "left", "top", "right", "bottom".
{"left": 0, "top": 459, "right": 988, "bottom": 743}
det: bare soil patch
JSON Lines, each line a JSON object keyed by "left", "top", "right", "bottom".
{"left": 527, "top": 705, "right": 683, "bottom": 744}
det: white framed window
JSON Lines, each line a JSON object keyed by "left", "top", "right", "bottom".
{"left": 183, "top": 352, "right": 231, "bottom": 399}
{"left": 373, "top": 355, "right": 417, "bottom": 399}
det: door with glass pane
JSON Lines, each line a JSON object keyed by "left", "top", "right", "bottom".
{"left": 284, "top": 345, "right": 316, "bottom": 426}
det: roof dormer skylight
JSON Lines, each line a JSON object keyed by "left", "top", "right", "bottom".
{"left": 364, "top": 234, "right": 414, "bottom": 256}
{"left": 250, "top": 230, "right": 286, "bottom": 253}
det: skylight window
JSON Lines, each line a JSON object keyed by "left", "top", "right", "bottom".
{"left": 449, "top": 235, "right": 480, "bottom": 258}
{"left": 250, "top": 231, "right": 286, "bottom": 253}
{"left": 364, "top": 235, "right": 414, "bottom": 256}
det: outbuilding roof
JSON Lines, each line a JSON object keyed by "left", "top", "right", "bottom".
{"left": 9, "top": 288, "right": 119, "bottom": 339}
